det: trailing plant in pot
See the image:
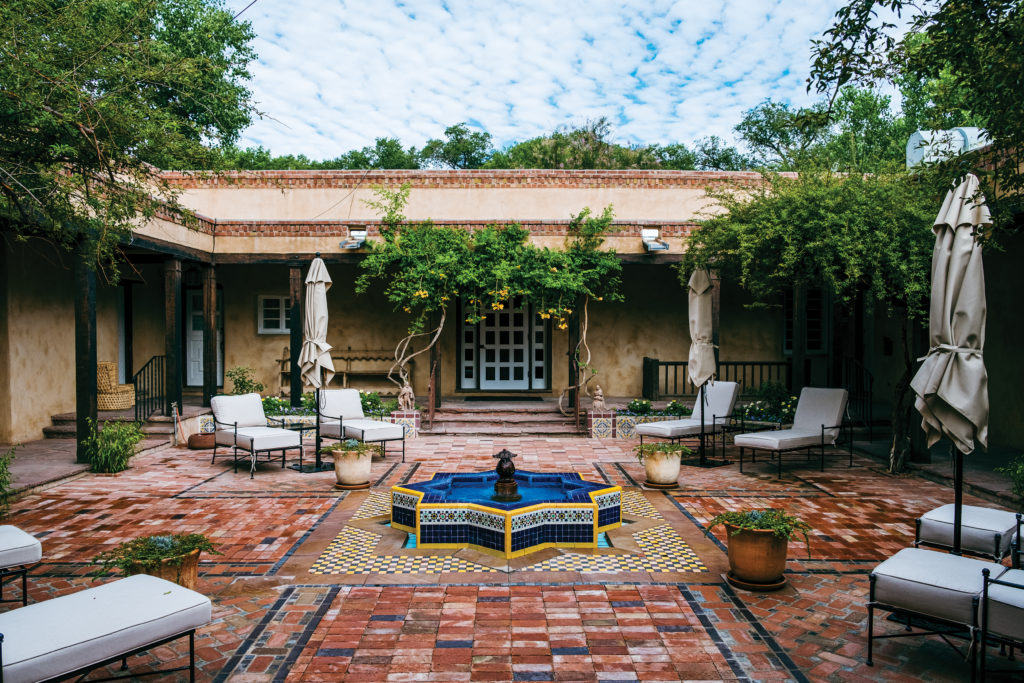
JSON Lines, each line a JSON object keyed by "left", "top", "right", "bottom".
{"left": 635, "top": 442, "right": 692, "bottom": 489}
{"left": 92, "top": 533, "right": 220, "bottom": 590}
{"left": 323, "top": 439, "right": 377, "bottom": 490}
{"left": 705, "top": 509, "right": 810, "bottom": 591}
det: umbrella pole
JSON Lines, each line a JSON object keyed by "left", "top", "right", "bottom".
{"left": 952, "top": 443, "right": 964, "bottom": 555}
{"left": 314, "top": 387, "right": 321, "bottom": 470}
{"left": 699, "top": 381, "right": 708, "bottom": 468}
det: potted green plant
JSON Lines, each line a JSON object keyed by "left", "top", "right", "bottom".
{"left": 323, "top": 439, "right": 377, "bottom": 490}
{"left": 635, "top": 442, "right": 692, "bottom": 489}
{"left": 92, "top": 533, "right": 220, "bottom": 590}
{"left": 705, "top": 509, "right": 811, "bottom": 591}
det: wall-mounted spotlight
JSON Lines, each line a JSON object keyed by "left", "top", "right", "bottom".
{"left": 641, "top": 228, "right": 669, "bottom": 252}
{"left": 339, "top": 228, "right": 368, "bottom": 250}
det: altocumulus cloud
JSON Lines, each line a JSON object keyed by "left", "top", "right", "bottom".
{"left": 229, "top": 0, "right": 852, "bottom": 159}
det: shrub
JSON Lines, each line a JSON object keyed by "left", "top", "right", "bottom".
{"left": 663, "top": 400, "right": 692, "bottom": 417}
{"left": 635, "top": 442, "right": 692, "bottom": 463}
{"left": 226, "top": 366, "right": 264, "bottom": 395}
{"left": 320, "top": 438, "right": 377, "bottom": 457}
{"left": 261, "top": 395, "right": 290, "bottom": 414}
{"left": 360, "top": 391, "right": 384, "bottom": 416}
{"left": 0, "top": 446, "right": 15, "bottom": 518}
{"left": 705, "top": 508, "right": 811, "bottom": 556}
{"left": 85, "top": 419, "right": 144, "bottom": 473}
{"left": 996, "top": 454, "right": 1024, "bottom": 498}
{"left": 626, "top": 398, "right": 652, "bottom": 415}
{"left": 92, "top": 533, "right": 220, "bottom": 578}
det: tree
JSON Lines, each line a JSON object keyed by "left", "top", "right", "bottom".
{"left": 809, "top": 0, "right": 1024, "bottom": 234}
{"left": 422, "top": 123, "right": 493, "bottom": 169}
{"left": 735, "top": 100, "right": 830, "bottom": 170}
{"left": 682, "top": 169, "right": 938, "bottom": 472}
{"left": 0, "top": 0, "right": 256, "bottom": 270}
{"left": 692, "top": 136, "right": 755, "bottom": 171}
{"left": 486, "top": 118, "right": 663, "bottom": 170}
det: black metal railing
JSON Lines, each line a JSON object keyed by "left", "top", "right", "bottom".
{"left": 134, "top": 355, "right": 166, "bottom": 422}
{"left": 642, "top": 358, "right": 792, "bottom": 400}
{"left": 841, "top": 357, "right": 874, "bottom": 441}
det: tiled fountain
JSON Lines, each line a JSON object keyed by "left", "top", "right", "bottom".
{"left": 391, "top": 449, "right": 621, "bottom": 559}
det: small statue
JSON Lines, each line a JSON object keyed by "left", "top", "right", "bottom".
{"left": 591, "top": 384, "right": 606, "bottom": 411}
{"left": 397, "top": 382, "right": 415, "bottom": 411}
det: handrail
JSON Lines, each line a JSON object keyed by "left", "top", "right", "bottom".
{"left": 842, "top": 357, "right": 874, "bottom": 441}
{"left": 642, "top": 358, "right": 791, "bottom": 400}
{"left": 133, "top": 355, "right": 166, "bottom": 422}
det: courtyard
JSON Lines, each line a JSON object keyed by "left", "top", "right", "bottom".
{"left": 4, "top": 435, "right": 1022, "bottom": 682}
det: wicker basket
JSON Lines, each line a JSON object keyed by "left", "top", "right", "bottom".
{"left": 97, "top": 361, "right": 135, "bottom": 410}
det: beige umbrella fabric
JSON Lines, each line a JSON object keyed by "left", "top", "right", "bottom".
{"left": 299, "top": 257, "right": 335, "bottom": 389}
{"left": 688, "top": 268, "right": 716, "bottom": 388}
{"left": 910, "top": 174, "right": 990, "bottom": 454}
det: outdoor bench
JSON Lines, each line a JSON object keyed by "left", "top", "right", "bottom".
{"left": 0, "top": 574, "right": 211, "bottom": 683}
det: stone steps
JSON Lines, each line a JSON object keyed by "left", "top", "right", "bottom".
{"left": 422, "top": 403, "right": 583, "bottom": 437}
{"left": 43, "top": 412, "right": 173, "bottom": 439}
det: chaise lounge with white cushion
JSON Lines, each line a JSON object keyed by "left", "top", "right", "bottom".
{"left": 0, "top": 526, "right": 41, "bottom": 607}
{"left": 733, "top": 387, "right": 851, "bottom": 478}
{"left": 316, "top": 389, "right": 406, "bottom": 462}
{"left": 210, "top": 392, "right": 304, "bottom": 478}
{"left": 916, "top": 504, "right": 1021, "bottom": 563}
{"left": 0, "top": 574, "right": 211, "bottom": 682}
{"left": 635, "top": 381, "right": 739, "bottom": 457}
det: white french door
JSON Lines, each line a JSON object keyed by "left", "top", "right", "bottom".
{"left": 460, "top": 298, "right": 548, "bottom": 391}
{"left": 185, "top": 290, "right": 223, "bottom": 387}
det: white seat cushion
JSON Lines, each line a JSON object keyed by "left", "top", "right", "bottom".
{"left": 791, "top": 387, "right": 848, "bottom": 441}
{"left": 635, "top": 419, "right": 723, "bottom": 438}
{"left": 733, "top": 429, "right": 823, "bottom": 451}
{"left": 344, "top": 419, "right": 404, "bottom": 442}
{"left": 215, "top": 426, "right": 300, "bottom": 451}
{"left": 919, "top": 504, "right": 1019, "bottom": 558}
{"left": 692, "top": 381, "right": 740, "bottom": 424}
{"left": 0, "top": 574, "right": 211, "bottom": 683}
{"left": 984, "top": 568, "right": 1024, "bottom": 641}
{"left": 210, "top": 393, "right": 267, "bottom": 428}
{"left": 318, "top": 420, "right": 343, "bottom": 439}
{"left": 872, "top": 547, "right": 1005, "bottom": 625}
{"left": 0, "top": 526, "right": 42, "bottom": 568}
{"left": 318, "top": 389, "right": 365, "bottom": 421}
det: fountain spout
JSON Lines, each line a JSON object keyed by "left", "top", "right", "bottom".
{"left": 491, "top": 449, "right": 522, "bottom": 502}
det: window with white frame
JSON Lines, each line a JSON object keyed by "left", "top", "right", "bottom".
{"left": 258, "top": 295, "right": 291, "bottom": 334}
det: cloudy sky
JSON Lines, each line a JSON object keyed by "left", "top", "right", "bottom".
{"left": 226, "top": 0, "right": 854, "bottom": 159}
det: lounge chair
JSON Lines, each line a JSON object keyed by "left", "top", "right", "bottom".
{"left": 981, "top": 566, "right": 1024, "bottom": 679}
{"left": 916, "top": 505, "right": 1020, "bottom": 563}
{"left": 210, "top": 392, "right": 303, "bottom": 478}
{"left": 635, "top": 381, "right": 740, "bottom": 457}
{"left": 316, "top": 389, "right": 406, "bottom": 462}
{"left": 733, "top": 387, "right": 851, "bottom": 477}
{"left": 0, "top": 526, "right": 41, "bottom": 607}
{"left": 0, "top": 574, "right": 210, "bottom": 682}
{"left": 867, "top": 547, "right": 1007, "bottom": 682}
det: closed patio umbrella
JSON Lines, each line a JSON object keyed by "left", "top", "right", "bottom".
{"left": 910, "top": 174, "right": 990, "bottom": 554}
{"left": 688, "top": 268, "right": 716, "bottom": 466}
{"left": 299, "top": 255, "right": 335, "bottom": 390}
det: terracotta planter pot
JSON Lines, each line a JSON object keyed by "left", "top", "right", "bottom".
{"left": 129, "top": 548, "right": 200, "bottom": 590}
{"left": 724, "top": 524, "right": 789, "bottom": 590}
{"left": 643, "top": 451, "right": 682, "bottom": 488}
{"left": 187, "top": 433, "right": 215, "bottom": 450}
{"left": 332, "top": 449, "right": 372, "bottom": 490}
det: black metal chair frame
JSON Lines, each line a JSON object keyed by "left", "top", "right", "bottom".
{"left": 980, "top": 567, "right": 1024, "bottom": 680}
{"left": 866, "top": 573, "right": 981, "bottom": 682}
{"left": 210, "top": 416, "right": 302, "bottom": 478}
{"left": 738, "top": 420, "right": 853, "bottom": 478}
{"left": 915, "top": 513, "right": 1022, "bottom": 565}
{"left": 314, "top": 405, "right": 406, "bottom": 463}
{"left": 0, "top": 628, "right": 198, "bottom": 683}
{"left": 636, "top": 412, "right": 734, "bottom": 460}
{"left": 0, "top": 563, "right": 35, "bottom": 607}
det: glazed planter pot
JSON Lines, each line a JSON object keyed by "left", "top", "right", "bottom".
{"left": 332, "top": 449, "right": 372, "bottom": 490}
{"left": 724, "top": 524, "right": 789, "bottom": 591}
{"left": 129, "top": 548, "right": 200, "bottom": 590}
{"left": 642, "top": 451, "right": 682, "bottom": 489}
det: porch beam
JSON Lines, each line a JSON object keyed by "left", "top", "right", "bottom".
{"left": 74, "top": 239, "right": 97, "bottom": 464}
{"left": 202, "top": 265, "right": 217, "bottom": 406}
{"left": 289, "top": 266, "right": 303, "bottom": 406}
{"left": 164, "top": 258, "right": 183, "bottom": 416}
{"left": 208, "top": 252, "right": 685, "bottom": 265}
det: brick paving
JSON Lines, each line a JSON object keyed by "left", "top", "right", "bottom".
{"left": 3, "top": 436, "right": 1023, "bottom": 681}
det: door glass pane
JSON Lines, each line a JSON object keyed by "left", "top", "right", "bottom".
{"left": 499, "top": 331, "right": 509, "bottom": 345}
{"left": 513, "top": 367, "right": 523, "bottom": 381}
{"left": 499, "top": 367, "right": 509, "bottom": 381}
{"left": 500, "top": 349, "right": 509, "bottom": 363}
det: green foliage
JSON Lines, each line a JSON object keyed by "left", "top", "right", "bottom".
{"left": 0, "top": 0, "right": 256, "bottom": 274}
{"left": 320, "top": 438, "right": 378, "bottom": 456}
{"left": 85, "top": 419, "right": 144, "bottom": 473}
{"left": 226, "top": 366, "right": 264, "bottom": 395}
{"left": 634, "top": 442, "right": 693, "bottom": 463}
{"left": 810, "top": 0, "right": 1024, "bottom": 237}
{"left": 626, "top": 399, "right": 653, "bottom": 415}
{"left": 422, "top": 123, "right": 493, "bottom": 169}
{"left": 663, "top": 400, "right": 693, "bottom": 417}
{"left": 92, "top": 533, "right": 220, "bottom": 578}
{"left": 705, "top": 509, "right": 812, "bottom": 552}
{"left": 0, "top": 446, "right": 15, "bottom": 518}
{"left": 207, "top": 137, "right": 422, "bottom": 171}
{"left": 995, "top": 454, "right": 1024, "bottom": 498}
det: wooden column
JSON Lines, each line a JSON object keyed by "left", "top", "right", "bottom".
{"left": 202, "top": 265, "right": 217, "bottom": 406}
{"left": 164, "top": 258, "right": 182, "bottom": 416}
{"left": 123, "top": 284, "right": 133, "bottom": 382}
{"left": 289, "top": 266, "right": 303, "bottom": 406}
{"left": 74, "top": 239, "right": 97, "bottom": 464}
